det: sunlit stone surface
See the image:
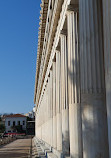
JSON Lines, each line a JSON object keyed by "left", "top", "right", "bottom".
{"left": 34, "top": 0, "right": 111, "bottom": 157}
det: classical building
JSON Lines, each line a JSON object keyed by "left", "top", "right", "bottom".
{"left": 34, "top": 0, "right": 111, "bottom": 157}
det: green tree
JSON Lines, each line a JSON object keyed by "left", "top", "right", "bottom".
{"left": 0, "top": 124, "right": 5, "bottom": 133}
{"left": 11, "top": 125, "right": 25, "bottom": 133}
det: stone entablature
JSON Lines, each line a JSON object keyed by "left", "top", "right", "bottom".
{"left": 34, "top": 0, "right": 49, "bottom": 104}
{"left": 34, "top": 0, "right": 64, "bottom": 106}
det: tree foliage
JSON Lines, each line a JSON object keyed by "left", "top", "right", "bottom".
{"left": 0, "top": 124, "right": 5, "bottom": 133}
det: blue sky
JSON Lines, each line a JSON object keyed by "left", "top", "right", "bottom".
{"left": 0, "top": 0, "right": 41, "bottom": 114}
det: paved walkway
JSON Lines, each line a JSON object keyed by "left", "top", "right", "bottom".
{"left": 0, "top": 138, "right": 31, "bottom": 158}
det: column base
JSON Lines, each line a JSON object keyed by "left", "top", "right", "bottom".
{"left": 62, "top": 109, "right": 70, "bottom": 156}
{"left": 69, "top": 103, "right": 82, "bottom": 158}
{"left": 53, "top": 115, "right": 57, "bottom": 148}
{"left": 81, "top": 93, "right": 109, "bottom": 158}
{"left": 57, "top": 113, "right": 62, "bottom": 151}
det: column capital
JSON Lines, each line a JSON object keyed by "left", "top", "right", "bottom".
{"left": 50, "top": 66, "right": 52, "bottom": 70}
{"left": 56, "top": 40, "right": 60, "bottom": 51}
{"left": 56, "top": 49, "right": 60, "bottom": 53}
{"left": 60, "top": 29, "right": 67, "bottom": 36}
{"left": 48, "top": 72, "right": 50, "bottom": 77}
{"left": 67, "top": 4, "right": 79, "bottom": 13}
{"left": 52, "top": 55, "right": 56, "bottom": 62}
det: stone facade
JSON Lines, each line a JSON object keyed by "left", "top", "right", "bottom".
{"left": 34, "top": 0, "right": 111, "bottom": 157}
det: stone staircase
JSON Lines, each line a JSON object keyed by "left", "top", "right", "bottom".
{"left": 32, "top": 137, "right": 58, "bottom": 158}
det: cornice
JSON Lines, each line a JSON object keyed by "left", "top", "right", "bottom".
{"left": 34, "top": 0, "right": 49, "bottom": 103}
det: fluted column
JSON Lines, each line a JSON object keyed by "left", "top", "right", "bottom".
{"left": 67, "top": 9, "right": 83, "bottom": 158}
{"left": 102, "top": 1, "right": 111, "bottom": 157}
{"left": 50, "top": 69, "right": 53, "bottom": 147}
{"left": 52, "top": 61, "right": 57, "bottom": 149}
{"left": 79, "top": 0, "right": 109, "bottom": 157}
{"left": 60, "top": 34, "right": 70, "bottom": 156}
{"left": 56, "top": 50, "right": 62, "bottom": 151}
{"left": 48, "top": 73, "right": 52, "bottom": 146}
{"left": 35, "top": 111, "right": 37, "bottom": 137}
{"left": 46, "top": 81, "right": 49, "bottom": 144}
{"left": 47, "top": 75, "right": 51, "bottom": 145}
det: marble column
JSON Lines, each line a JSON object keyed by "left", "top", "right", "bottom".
{"left": 60, "top": 34, "right": 70, "bottom": 156}
{"left": 35, "top": 111, "right": 37, "bottom": 137}
{"left": 67, "top": 9, "right": 83, "bottom": 158}
{"left": 50, "top": 69, "right": 53, "bottom": 147}
{"left": 52, "top": 60, "right": 57, "bottom": 149}
{"left": 46, "top": 81, "right": 49, "bottom": 144}
{"left": 79, "top": 0, "right": 109, "bottom": 157}
{"left": 56, "top": 50, "right": 62, "bottom": 151}
{"left": 48, "top": 75, "right": 51, "bottom": 145}
{"left": 102, "top": 1, "right": 111, "bottom": 157}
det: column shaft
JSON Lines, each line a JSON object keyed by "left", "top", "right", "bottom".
{"left": 67, "top": 10, "right": 83, "bottom": 158}
{"left": 102, "top": 1, "right": 111, "bottom": 157}
{"left": 60, "top": 34, "right": 70, "bottom": 156}
{"left": 50, "top": 70, "right": 53, "bottom": 146}
{"left": 56, "top": 51, "right": 62, "bottom": 151}
{"left": 53, "top": 61, "right": 57, "bottom": 148}
{"left": 47, "top": 77, "right": 50, "bottom": 145}
{"left": 79, "top": 0, "right": 109, "bottom": 157}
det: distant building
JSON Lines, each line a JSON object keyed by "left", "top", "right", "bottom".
{"left": 25, "top": 107, "right": 35, "bottom": 119}
{"left": 25, "top": 112, "right": 34, "bottom": 118}
{"left": 25, "top": 107, "right": 35, "bottom": 135}
{"left": 5, "top": 114, "right": 26, "bottom": 133}
{"left": 26, "top": 120, "right": 35, "bottom": 135}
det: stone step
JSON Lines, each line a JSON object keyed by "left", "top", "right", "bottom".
{"left": 32, "top": 137, "right": 59, "bottom": 158}
{"left": 47, "top": 153, "right": 58, "bottom": 158}
{"left": 44, "top": 149, "right": 51, "bottom": 156}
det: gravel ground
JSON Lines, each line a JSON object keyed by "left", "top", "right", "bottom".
{"left": 0, "top": 138, "right": 31, "bottom": 158}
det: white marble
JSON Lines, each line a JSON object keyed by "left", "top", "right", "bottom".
{"left": 34, "top": 0, "right": 111, "bottom": 157}
{"left": 67, "top": 9, "right": 83, "bottom": 158}
{"left": 52, "top": 61, "right": 57, "bottom": 149}
{"left": 56, "top": 51, "right": 62, "bottom": 151}
{"left": 79, "top": 0, "right": 109, "bottom": 157}
{"left": 102, "top": 1, "right": 111, "bottom": 157}
{"left": 60, "top": 34, "right": 70, "bottom": 156}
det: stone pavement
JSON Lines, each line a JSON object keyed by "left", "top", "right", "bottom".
{"left": 0, "top": 138, "right": 31, "bottom": 158}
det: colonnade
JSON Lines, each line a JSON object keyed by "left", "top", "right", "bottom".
{"left": 35, "top": 0, "right": 111, "bottom": 157}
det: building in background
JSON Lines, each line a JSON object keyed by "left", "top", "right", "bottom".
{"left": 34, "top": 0, "right": 111, "bottom": 158}
{"left": 25, "top": 107, "right": 35, "bottom": 135}
{"left": 5, "top": 114, "right": 26, "bottom": 133}
{"left": 26, "top": 120, "right": 35, "bottom": 136}
{"left": 25, "top": 107, "right": 35, "bottom": 119}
